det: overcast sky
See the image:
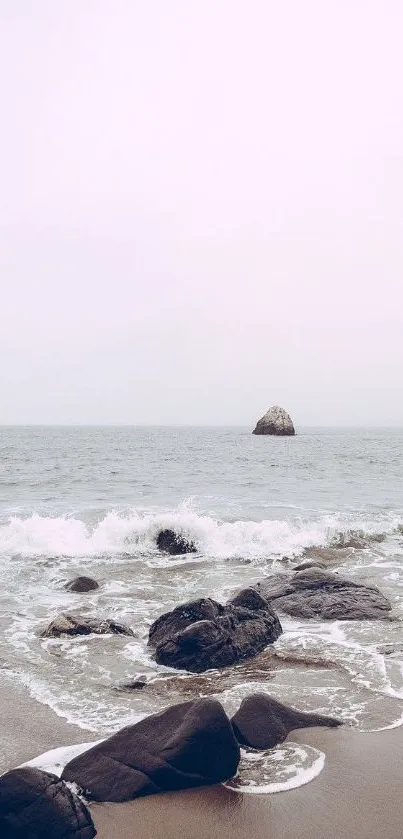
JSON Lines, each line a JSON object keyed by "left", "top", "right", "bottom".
{"left": 0, "top": 1, "right": 402, "bottom": 425}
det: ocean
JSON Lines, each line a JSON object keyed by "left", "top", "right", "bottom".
{"left": 1, "top": 425, "right": 403, "bottom": 791}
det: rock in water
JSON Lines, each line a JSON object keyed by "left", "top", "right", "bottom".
{"left": 156, "top": 529, "right": 197, "bottom": 555}
{"left": 252, "top": 405, "right": 295, "bottom": 436}
{"left": 254, "top": 568, "right": 392, "bottom": 621}
{"left": 62, "top": 699, "right": 240, "bottom": 801}
{"left": 148, "top": 596, "right": 282, "bottom": 672}
{"left": 231, "top": 693, "right": 342, "bottom": 749}
{"left": 41, "top": 613, "right": 135, "bottom": 638}
{"left": 64, "top": 576, "right": 99, "bottom": 593}
{"left": 0, "top": 767, "right": 96, "bottom": 839}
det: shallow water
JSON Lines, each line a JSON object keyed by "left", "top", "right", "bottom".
{"left": 1, "top": 426, "right": 403, "bottom": 789}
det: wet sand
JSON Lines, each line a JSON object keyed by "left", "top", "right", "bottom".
{"left": 0, "top": 673, "right": 96, "bottom": 774}
{"left": 2, "top": 677, "right": 403, "bottom": 839}
{"left": 92, "top": 726, "right": 403, "bottom": 839}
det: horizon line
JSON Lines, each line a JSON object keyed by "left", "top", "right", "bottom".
{"left": 0, "top": 423, "right": 402, "bottom": 429}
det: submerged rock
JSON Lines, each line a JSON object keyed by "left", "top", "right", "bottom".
{"left": 115, "top": 675, "right": 148, "bottom": 692}
{"left": 62, "top": 698, "right": 240, "bottom": 801}
{"left": 254, "top": 568, "right": 392, "bottom": 621}
{"left": 148, "top": 596, "right": 282, "bottom": 673}
{"left": 231, "top": 693, "right": 342, "bottom": 749}
{"left": 293, "top": 560, "right": 327, "bottom": 571}
{"left": 252, "top": 405, "right": 295, "bottom": 436}
{"left": 0, "top": 766, "right": 95, "bottom": 839}
{"left": 64, "top": 576, "right": 99, "bottom": 593}
{"left": 156, "top": 529, "right": 197, "bottom": 555}
{"left": 301, "top": 545, "right": 357, "bottom": 565}
{"left": 41, "top": 613, "right": 134, "bottom": 638}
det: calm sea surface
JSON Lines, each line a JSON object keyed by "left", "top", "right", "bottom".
{"left": 1, "top": 426, "right": 403, "bottom": 787}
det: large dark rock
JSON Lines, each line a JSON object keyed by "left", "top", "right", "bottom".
{"left": 149, "top": 598, "right": 224, "bottom": 647}
{"left": 62, "top": 698, "right": 240, "bottom": 802}
{"left": 156, "top": 529, "right": 197, "bottom": 555}
{"left": 252, "top": 405, "right": 295, "bottom": 436}
{"left": 254, "top": 568, "right": 392, "bottom": 620}
{"left": 0, "top": 766, "right": 95, "bottom": 839}
{"left": 148, "top": 596, "right": 282, "bottom": 673}
{"left": 64, "top": 577, "right": 99, "bottom": 593}
{"left": 41, "top": 613, "right": 134, "bottom": 638}
{"left": 231, "top": 693, "right": 342, "bottom": 749}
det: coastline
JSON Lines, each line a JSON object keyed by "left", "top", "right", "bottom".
{"left": 0, "top": 673, "right": 98, "bottom": 775}
{"left": 2, "top": 674, "right": 403, "bottom": 838}
{"left": 92, "top": 726, "right": 403, "bottom": 839}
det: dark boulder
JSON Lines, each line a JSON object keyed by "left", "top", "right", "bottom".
{"left": 64, "top": 577, "right": 99, "bottom": 593}
{"left": 62, "top": 698, "right": 240, "bottom": 802}
{"left": 149, "top": 597, "right": 282, "bottom": 673}
{"left": 228, "top": 587, "right": 271, "bottom": 612}
{"left": 231, "top": 693, "right": 342, "bottom": 749}
{"left": 254, "top": 568, "right": 392, "bottom": 620}
{"left": 156, "top": 529, "right": 197, "bottom": 555}
{"left": 41, "top": 613, "right": 134, "bottom": 638}
{"left": 149, "top": 598, "right": 224, "bottom": 647}
{"left": 0, "top": 766, "right": 95, "bottom": 839}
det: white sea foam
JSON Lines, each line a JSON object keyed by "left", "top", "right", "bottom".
{"left": 0, "top": 506, "right": 400, "bottom": 561}
{"left": 20, "top": 740, "right": 102, "bottom": 777}
{"left": 223, "top": 743, "right": 325, "bottom": 794}
{"left": 19, "top": 739, "right": 325, "bottom": 797}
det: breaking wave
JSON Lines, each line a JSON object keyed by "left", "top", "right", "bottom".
{"left": 0, "top": 504, "right": 401, "bottom": 561}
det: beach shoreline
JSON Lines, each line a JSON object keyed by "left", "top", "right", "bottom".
{"left": 92, "top": 726, "right": 403, "bottom": 839}
{"left": 0, "top": 673, "right": 98, "bottom": 775}
{"left": 2, "top": 676, "right": 403, "bottom": 839}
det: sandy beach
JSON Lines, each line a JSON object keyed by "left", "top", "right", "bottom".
{"left": 92, "top": 726, "right": 403, "bottom": 839}
{"left": 0, "top": 674, "right": 96, "bottom": 775}
{"left": 2, "top": 674, "right": 403, "bottom": 839}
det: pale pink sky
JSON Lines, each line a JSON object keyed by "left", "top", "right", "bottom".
{"left": 0, "top": 1, "right": 402, "bottom": 424}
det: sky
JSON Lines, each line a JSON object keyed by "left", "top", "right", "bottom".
{"left": 0, "top": 0, "right": 402, "bottom": 426}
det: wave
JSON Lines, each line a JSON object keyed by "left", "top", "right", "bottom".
{"left": 0, "top": 504, "right": 401, "bottom": 561}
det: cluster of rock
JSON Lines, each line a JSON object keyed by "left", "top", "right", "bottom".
{"left": 146, "top": 567, "right": 391, "bottom": 673}
{"left": 148, "top": 592, "right": 282, "bottom": 672}
{"left": 1, "top": 694, "right": 341, "bottom": 836}
{"left": 44, "top": 563, "right": 391, "bottom": 661}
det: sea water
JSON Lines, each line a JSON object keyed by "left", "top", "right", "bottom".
{"left": 2, "top": 426, "right": 403, "bottom": 791}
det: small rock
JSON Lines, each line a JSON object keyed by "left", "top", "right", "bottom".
{"left": 156, "top": 529, "right": 197, "bottom": 555}
{"left": 293, "top": 560, "right": 327, "bottom": 571}
{"left": 41, "top": 614, "right": 134, "bottom": 638}
{"left": 64, "top": 576, "right": 99, "bottom": 593}
{"left": 116, "top": 676, "right": 148, "bottom": 692}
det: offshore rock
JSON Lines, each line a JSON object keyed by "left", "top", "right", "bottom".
{"left": 148, "top": 597, "right": 282, "bottom": 673}
{"left": 64, "top": 576, "right": 99, "bottom": 593}
{"left": 254, "top": 568, "right": 392, "bottom": 621}
{"left": 0, "top": 767, "right": 96, "bottom": 839}
{"left": 62, "top": 699, "right": 240, "bottom": 801}
{"left": 231, "top": 693, "right": 342, "bottom": 750}
{"left": 41, "top": 613, "right": 135, "bottom": 638}
{"left": 252, "top": 405, "right": 295, "bottom": 436}
{"left": 156, "top": 529, "right": 197, "bottom": 555}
